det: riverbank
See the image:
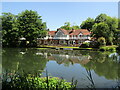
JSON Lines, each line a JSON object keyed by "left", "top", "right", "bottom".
{"left": 37, "top": 45, "right": 96, "bottom": 51}
{"left": 37, "top": 45, "right": 118, "bottom": 51}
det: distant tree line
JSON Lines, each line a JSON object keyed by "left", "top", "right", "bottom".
{"left": 2, "top": 10, "right": 48, "bottom": 47}
{"left": 1, "top": 11, "right": 120, "bottom": 47}
{"left": 60, "top": 13, "right": 120, "bottom": 45}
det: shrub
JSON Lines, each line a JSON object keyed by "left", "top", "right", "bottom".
{"left": 2, "top": 73, "right": 77, "bottom": 89}
{"left": 98, "top": 37, "right": 106, "bottom": 46}
{"left": 99, "top": 46, "right": 116, "bottom": 51}
{"left": 116, "top": 45, "right": 120, "bottom": 50}
{"left": 80, "top": 42, "right": 90, "bottom": 48}
{"left": 89, "top": 41, "right": 99, "bottom": 48}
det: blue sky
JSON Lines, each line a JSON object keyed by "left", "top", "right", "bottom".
{"left": 2, "top": 2, "right": 118, "bottom": 30}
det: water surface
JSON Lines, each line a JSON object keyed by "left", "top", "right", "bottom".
{"left": 2, "top": 48, "right": 120, "bottom": 88}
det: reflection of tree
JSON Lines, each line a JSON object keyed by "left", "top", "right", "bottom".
{"left": 117, "top": 51, "right": 120, "bottom": 81}
{"left": 2, "top": 48, "right": 48, "bottom": 74}
{"left": 82, "top": 51, "right": 120, "bottom": 80}
{"left": 86, "top": 69, "right": 96, "bottom": 89}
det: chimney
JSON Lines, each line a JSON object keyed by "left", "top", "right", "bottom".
{"left": 57, "top": 28, "right": 60, "bottom": 31}
{"left": 72, "top": 28, "right": 75, "bottom": 32}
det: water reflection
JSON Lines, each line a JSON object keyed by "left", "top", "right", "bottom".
{"left": 2, "top": 48, "right": 120, "bottom": 88}
{"left": 2, "top": 48, "right": 48, "bottom": 74}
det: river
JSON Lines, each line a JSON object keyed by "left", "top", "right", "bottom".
{"left": 2, "top": 48, "right": 120, "bottom": 88}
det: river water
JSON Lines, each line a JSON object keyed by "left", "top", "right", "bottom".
{"left": 2, "top": 48, "right": 120, "bottom": 88}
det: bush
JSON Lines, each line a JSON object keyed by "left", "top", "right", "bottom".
{"left": 2, "top": 73, "right": 77, "bottom": 89}
{"left": 80, "top": 42, "right": 90, "bottom": 48}
{"left": 99, "top": 46, "right": 116, "bottom": 51}
{"left": 116, "top": 45, "right": 120, "bottom": 50}
{"left": 89, "top": 41, "right": 99, "bottom": 48}
{"left": 98, "top": 37, "right": 106, "bottom": 46}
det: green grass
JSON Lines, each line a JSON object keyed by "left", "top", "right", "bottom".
{"left": 38, "top": 45, "right": 79, "bottom": 48}
{"left": 79, "top": 48, "right": 93, "bottom": 49}
{"left": 99, "top": 45, "right": 118, "bottom": 51}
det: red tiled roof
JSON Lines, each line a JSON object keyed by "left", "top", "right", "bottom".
{"left": 59, "top": 28, "right": 90, "bottom": 35}
{"left": 48, "top": 31, "right": 57, "bottom": 36}
{"left": 59, "top": 29, "right": 70, "bottom": 35}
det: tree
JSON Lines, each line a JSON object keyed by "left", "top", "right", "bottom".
{"left": 17, "top": 10, "right": 47, "bottom": 47}
{"left": 60, "top": 22, "right": 80, "bottom": 30}
{"left": 80, "top": 17, "right": 94, "bottom": 31}
{"left": 92, "top": 22, "right": 112, "bottom": 45}
{"left": 95, "top": 13, "right": 108, "bottom": 23}
{"left": 92, "top": 13, "right": 118, "bottom": 45}
{"left": 72, "top": 25, "right": 80, "bottom": 30}
{"left": 60, "top": 22, "right": 72, "bottom": 30}
{"left": 2, "top": 13, "right": 19, "bottom": 47}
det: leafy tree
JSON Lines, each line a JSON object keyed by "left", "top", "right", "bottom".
{"left": 72, "top": 25, "right": 80, "bottom": 30}
{"left": 95, "top": 13, "right": 108, "bottom": 23}
{"left": 92, "top": 13, "right": 118, "bottom": 45}
{"left": 17, "top": 10, "right": 47, "bottom": 47}
{"left": 92, "top": 22, "right": 112, "bottom": 45}
{"left": 80, "top": 17, "right": 94, "bottom": 31}
{"left": 60, "top": 22, "right": 80, "bottom": 30}
{"left": 60, "top": 22, "right": 72, "bottom": 30}
{"left": 2, "top": 13, "right": 19, "bottom": 47}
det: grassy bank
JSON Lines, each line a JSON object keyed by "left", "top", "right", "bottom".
{"left": 99, "top": 45, "right": 118, "bottom": 51}
{"left": 38, "top": 45, "right": 79, "bottom": 48}
{"left": 37, "top": 45, "right": 119, "bottom": 51}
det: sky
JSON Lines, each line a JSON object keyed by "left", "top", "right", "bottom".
{"left": 2, "top": 2, "right": 118, "bottom": 30}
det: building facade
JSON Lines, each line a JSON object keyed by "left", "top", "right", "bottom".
{"left": 37, "top": 28, "right": 91, "bottom": 46}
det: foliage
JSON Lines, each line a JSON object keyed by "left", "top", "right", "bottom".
{"left": 92, "top": 13, "right": 118, "bottom": 45}
{"left": 97, "top": 37, "right": 106, "bottom": 46}
{"left": 80, "top": 42, "right": 90, "bottom": 48}
{"left": 80, "top": 17, "right": 94, "bottom": 31}
{"left": 2, "top": 10, "right": 47, "bottom": 47}
{"left": 89, "top": 41, "right": 99, "bottom": 48}
{"left": 2, "top": 73, "right": 77, "bottom": 89}
{"left": 17, "top": 10, "right": 47, "bottom": 47}
{"left": 114, "top": 29, "right": 120, "bottom": 45}
{"left": 92, "top": 22, "right": 113, "bottom": 45}
{"left": 116, "top": 44, "right": 120, "bottom": 50}
{"left": 2, "top": 13, "right": 19, "bottom": 47}
{"left": 95, "top": 13, "right": 108, "bottom": 23}
{"left": 99, "top": 46, "right": 117, "bottom": 51}
{"left": 60, "top": 22, "right": 80, "bottom": 30}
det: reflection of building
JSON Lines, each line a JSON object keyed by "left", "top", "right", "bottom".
{"left": 50, "top": 54, "right": 91, "bottom": 65}
{"left": 37, "top": 51, "right": 91, "bottom": 65}
{"left": 37, "top": 28, "right": 91, "bottom": 46}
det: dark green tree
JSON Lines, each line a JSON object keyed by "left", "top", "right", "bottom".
{"left": 92, "top": 13, "right": 118, "bottom": 45}
{"left": 80, "top": 17, "right": 94, "bottom": 31}
{"left": 17, "top": 10, "right": 47, "bottom": 47}
{"left": 95, "top": 13, "right": 108, "bottom": 23}
{"left": 92, "top": 22, "right": 112, "bottom": 44}
{"left": 2, "top": 13, "right": 19, "bottom": 47}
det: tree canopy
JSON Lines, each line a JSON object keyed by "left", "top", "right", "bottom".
{"left": 2, "top": 10, "right": 47, "bottom": 47}
{"left": 60, "top": 22, "right": 80, "bottom": 30}
{"left": 2, "top": 12, "right": 19, "bottom": 47}
{"left": 91, "top": 14, "right": 118, "bottom": 45}
{"left": 80, "top": 17, "right": 94, "bottom": 31}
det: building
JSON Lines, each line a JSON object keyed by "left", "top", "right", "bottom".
{"left": 37, "top": 28, "right": 91, "bottom": 46}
